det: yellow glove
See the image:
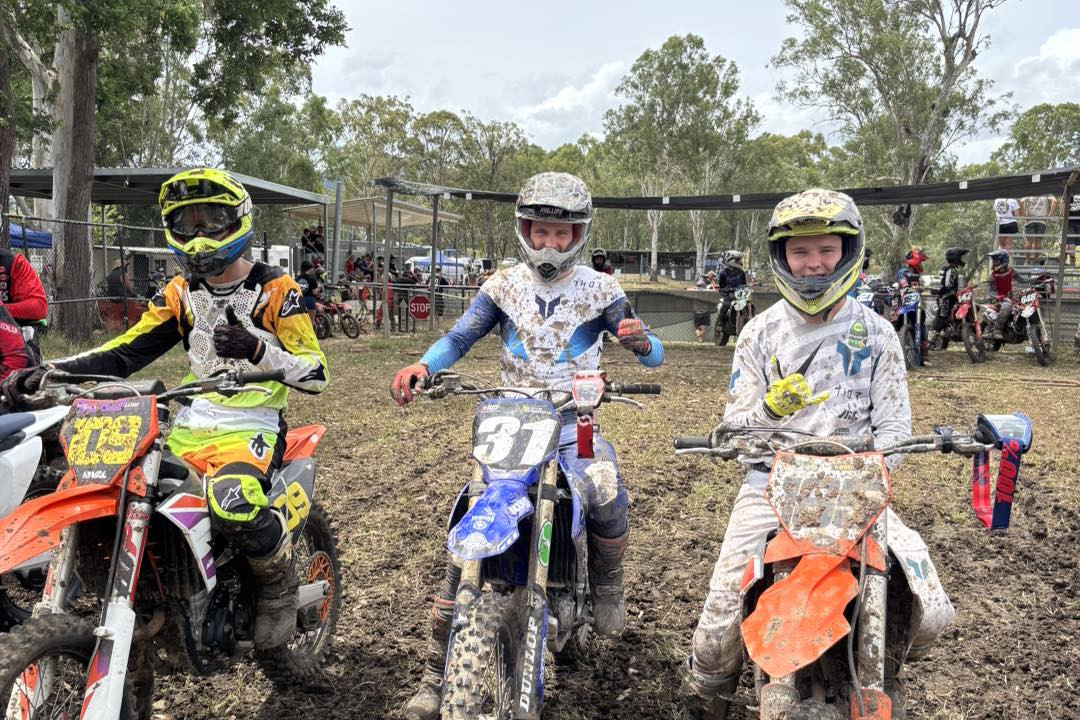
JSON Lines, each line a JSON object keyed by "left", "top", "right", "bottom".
{"left": 763, "top": 353, "right": 829, "bottom": 419}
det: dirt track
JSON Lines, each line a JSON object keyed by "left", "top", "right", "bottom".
{"left": 142, "top": 335, "right": 1078, "bottom": 719}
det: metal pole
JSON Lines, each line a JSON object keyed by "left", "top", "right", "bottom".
{"left": 321, "top": 202, "right": 329, "bottom": 257}
{"left": 100, "top": 205, "right": 107, "bottom": 289}
{"left": 1052, "top": 173, "right": 1077, "bottom": 348}
{"left": 333, "top": 180, "right": 344, "bottom": 278}
{"left": 286, "top": 212, "right": 294, "bottom": 273}
{"left": 429, "top": 194, "right": 440, "bottom": 331}
{"left": 383, "top": 192, "right": 394, "bottom": 338}
{"left": 118, "top": 232, "right": 129, "bottom": 330}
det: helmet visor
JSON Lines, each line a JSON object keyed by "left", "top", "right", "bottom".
{"left": 165, "top": 203, "right": 240, "bottom": 242}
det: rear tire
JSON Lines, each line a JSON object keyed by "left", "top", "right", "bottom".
{"left": 962, "top": 322, "right": 986, "bottom": 364}
{"left": 257, "top": 503, "right": 341, "bottom": 684}
{"left": 339, "top": 313, "right": 361, "bottom": 339}
{"left": 1029, "top": 322, "right": 1051, "bottom": 366}
{"left": 440, "top": 591, "right": 519, "bottom": 720}
{"left": 0, "top": 614, "right": 136, "bottom": 719}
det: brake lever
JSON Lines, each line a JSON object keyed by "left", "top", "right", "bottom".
{"left": 607, "top": 396, "right": 644, "bottom": 410}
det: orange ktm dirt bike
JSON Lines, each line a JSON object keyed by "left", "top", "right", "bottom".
{"left": 0, "top": 369, "right": 340, "bottom": 719}
{"left": 674, "top": 414, "right": 1032, "bottom": 719}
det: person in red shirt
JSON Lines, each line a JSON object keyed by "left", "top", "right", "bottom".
{"left": 591, "top": 247, "right": 615, "bottom": 275}
{"left": 0, "top": 302, "right": 32, "bottom": 382}
{"left": 904, "top": 246, "right": 929, "bottom": 276}
{"left": 988, "top": 250, "right": 1015, "bottom": 340}
{"left": 0, "top": 249, "right": 47, "bottom": 324}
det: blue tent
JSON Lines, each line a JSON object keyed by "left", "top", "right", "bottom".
{"left": 7, "top": 223, "right": 53, "bottom": 249}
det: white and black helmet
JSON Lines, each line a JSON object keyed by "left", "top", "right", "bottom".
{"left": 515, "top": 172, "right": 593, "bottom": 282}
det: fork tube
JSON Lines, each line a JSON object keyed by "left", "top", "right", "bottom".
{"left": 857, "top": 516, "right": 888, "bottom": 692}
{"left": 455, "top": 462, "right": 485, "bottom": 607}
{"left": 35, "top": 524, "right": 80, "bottom": 616}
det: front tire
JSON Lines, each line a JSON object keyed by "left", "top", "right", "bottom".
{"left": 339, "top": 313, "right": 361, "bottom": 339}
{"left": 901, "top": 327, "right": 916, "bottom": 370}
{"left": 1029, "top": 322, "right": 1051, "bottom": 366}
{"left": 962, "top": 322, "right": 986, "bottom": 364}
{"left": 313, "top": 311, "right": 332, "bottom": 340}
{"left": 440, "top": 592, "right": 519, "bottom": 720}
{"left": 0, "top": 614, "right": 136, "bottom": 719}
{"left": 257, "top": 503, "right": 341, "bottom": 684}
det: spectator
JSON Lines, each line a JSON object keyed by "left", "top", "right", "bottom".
{"left": 0, "top": 247, "right": 48, "bottom": 325}
{"left": 296, "top": 260, "right": 319, "bottom": 322}
{"left": 993, "top": 197, "right": 1020, "bottom": 251}
{"left": 105, "top": 259, "right": 134, "bottom": 299}
{"left": 1019, "top": 195, "right": 1056, "bottom": 257}
{"left": 434, "top": 267, "right": 449, "bottom": 317}
{"left": 0, "top": 301, "right": 32, "bottom": 380}
{"left": 1067, "top": 191, "right": 1080, "bottom": 267}
{"left": 344, "top": 254, "right": 356, "bottom": 277}
{"left": 688, "top": 275, "right": 713, "bottom": 342}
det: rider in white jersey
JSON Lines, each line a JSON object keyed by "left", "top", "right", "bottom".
{"left": 392, "top": 172, "right": 664, "bottom": 720}
{"left": 684, "top": 189, "right": 954, "bottom": 719}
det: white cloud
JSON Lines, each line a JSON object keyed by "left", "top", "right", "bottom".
{"left": 750, "top": 91, "right": 834, "bottom": 139}
{"left": 511, "top": 61, "right": 626, "bottom": 147}
{"left": 1009, "top": 27, "right": 1080, "bottom": 107}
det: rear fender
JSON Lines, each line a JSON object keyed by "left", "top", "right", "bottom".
{"left": 0, "top": 483, "right": 120, "bottom": 575}
{"left": 0, "top": 435, "right": 43, "bottom": 517}
{"left": 448, "top": 478, "right": 535, "bottom": 561}
{"left": 282, "top": 425, "right": 326, "bottom": 461}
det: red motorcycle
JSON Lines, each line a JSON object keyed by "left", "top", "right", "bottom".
{"left": 931, "top": 284, "right": 986, "bottom": 363}
{"left": 978, "top": 274, "right": 1054, "bottom": 367}
{"left": 313, "top": 286, "right": 361, "bottom": 340}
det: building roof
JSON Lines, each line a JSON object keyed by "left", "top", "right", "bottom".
{"left": 283, "top": 196, "right": 462, "bottom": 228}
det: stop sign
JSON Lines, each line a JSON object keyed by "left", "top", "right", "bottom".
{"left": 409, "top": 294, "right": 431, "bottom": 320}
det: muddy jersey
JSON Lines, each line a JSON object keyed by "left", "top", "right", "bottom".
{"left": 725, "top": 297, "right": 911, "bottom": 467}
{"left": 54, "top": 263, "right": 328, "bottom": 431}
{"left": 421, "top": 263, "right": 663, "bottom": 390}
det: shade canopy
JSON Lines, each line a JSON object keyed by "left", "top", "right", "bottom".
{"left": 9, "top": 167, "right": 328, "bottom": 206}
{"left": 284, "top": 196, "right": 462, "bottom": 228}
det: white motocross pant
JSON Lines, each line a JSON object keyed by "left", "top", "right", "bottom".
{"left": 691, "top": 470, "right": 956, "bottom": 678}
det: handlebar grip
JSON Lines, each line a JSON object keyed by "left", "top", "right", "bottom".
{"left": 674, "top": 436, "right": 711, "bottom": 450}
{"left": 617, "top": 383, "right": 662, "bottom": 395}
{"left": 236, "top": 370, "right": 286, "bottom": 385}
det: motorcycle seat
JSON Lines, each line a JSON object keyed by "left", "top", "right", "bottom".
{"left": 0, "top": 413, "right": 35, "bottom": 444}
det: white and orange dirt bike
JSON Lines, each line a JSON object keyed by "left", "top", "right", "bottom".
{"left": 0, "top": 369, "right": 340, "bottom": 719}
{"left": 674, "top": 413, "right": 1032, "bottom": 719}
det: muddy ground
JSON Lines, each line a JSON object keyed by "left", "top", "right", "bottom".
{"left": 62, "top": 333, "right": 1080, "bottom": 719}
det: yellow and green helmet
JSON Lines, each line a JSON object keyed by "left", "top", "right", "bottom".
{"left": 766, "top": 188, "right": 865, "bottom": 316}
{"left": 159, "top": 168, "right": 254, "bottom": 278}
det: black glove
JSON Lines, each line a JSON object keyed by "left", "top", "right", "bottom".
{"left": 2, "top": 364, "right": 52, "bottom": 403}
{"left": 213, "top": 307, "right": 264, "bottom": 362}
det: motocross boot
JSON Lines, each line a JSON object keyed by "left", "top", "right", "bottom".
{"left": 682, "top": 656, "right": 740, "bottom": 720}
{"left": 588, "top": 529, "right": 629, "bottom": 637}
{"left": 405, "top": 562, "right": 460, "bottom": 720}
{"left": 248, "top": 512, "right": 299, "bottom": 649}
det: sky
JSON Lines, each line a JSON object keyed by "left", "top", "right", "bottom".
{"left": 310, "top": 0, "right": 1080, "bottom": 168}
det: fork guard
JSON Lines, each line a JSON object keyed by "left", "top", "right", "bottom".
{"left": 0, "top": 483, "right": 121, "bottom": 574}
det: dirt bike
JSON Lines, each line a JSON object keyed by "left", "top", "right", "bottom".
{"left": 0, "top": 368, "right": 340, "bottom": 719}
{"left": 313, "top": 287, "right": 361, "bottom": 340}
{"left": 0, "top": 404, "right": 69, "bottom": 631}
{"left": 673, "top": 412, "right": 1033, "bottom": 719}
{"left": 714, "top": 287, "right": 754, "bottom": 347}
{"left": 978, "top": 274, "right": 1054, "bottom": 367}
{"left": 930, "top": 284, "right": 986, "bottom": 363}
{"left": 890, "top": 281, "right": 925, "bottom": 369}
{"left": 421, "top": 370, "right": 660, "bottom": 720}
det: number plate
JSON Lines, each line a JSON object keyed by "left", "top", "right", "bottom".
{"left": 958, "top": 291, "right": 971, "bottom": 303}
{"left": 61, "top": 396, "right": 157, "bottom": 486}
{"left": 1021, "top": 292, "right": 1036, "bottom": 304}
{"left": 472, "top": 398, "right": 560, "bottom": 471}
{"left": 903, "top": 290, "right": 921, "bottom": 306}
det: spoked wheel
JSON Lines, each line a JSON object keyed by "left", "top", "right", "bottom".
{"left": 0, "top": 614, "right": 136, "bottom": 719}
{"left": 1029, "top": 322, "right": 1051, "bottom": 366}
{"left": 901, "top": 327, "right": 917, "bottom": 370}
{"left": 714, "top": 316, "right": 731, "bottom": 347}
{"left": 257, "top": 503, "right": 341, "bottom": 684}
{"left": 962, "top": 322, "right": 986, "bottom": 363}
{"left": 440, "top": 591, "right": 519, "bottom": 720}
{"left": 0, "top": 470, "right": 65, "bottom": 631}
{"left": 339, "top": 312, "right": 361, "bottom": 339}
{"left": 313, "top": 311, "right": 332, "bottom": 340}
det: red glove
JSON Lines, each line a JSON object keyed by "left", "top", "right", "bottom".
{"left": 390, "top": 362, "right": 429, "bottom": 406}
{"left": 617, "top": 303, "right": 651, "bottom": 356}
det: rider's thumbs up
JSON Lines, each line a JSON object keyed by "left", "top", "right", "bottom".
{"left": 226, "top": 305, "right": 242, "bottom": 326}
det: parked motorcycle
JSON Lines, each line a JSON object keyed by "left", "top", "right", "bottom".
{"left": 0, "top": 404, "right": 69, "bottom": 631}
{"left": 891, "top": 280, "right": 925, "bottom": 369}
{"left": 714, "top": 286, "right": 754, "bottom": 347}
{"left": 930, "top": 284, "right": 986, "bottom": 363}
{"left": 978, "top": 274, "right": 1054, "bottom": 366}
{"left": 673, "top": 413, "right": 1031, "bottom": 719}
{"left": 421, "top": 370, "right": 660, "bottom": 719}
{"left": 0, "top": 369, "right": 340, "bottom": 718}
{"left": 314, "top": 285, "right": 362, "bottom": 340}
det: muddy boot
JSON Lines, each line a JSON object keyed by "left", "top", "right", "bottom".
{"left": 920, "top": 341, "right": 932, "bottom": 366}
{"left": 248, "top": 514, "right": 299, "bottom": 649}
{"left": 682, "top": 657, "right": 739, "bottom": 720}
{"left": 588, "top": 529, "right": 629, "bottom": 637}
{"left": 405, "top": 566, "right": 459, "bottom": 720}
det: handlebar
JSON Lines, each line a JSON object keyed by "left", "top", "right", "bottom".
{"left": 610, "top": 383, "right": 661, "bottom": 395}
{"left": 422, "top": 371, "right": 661, "bottom": 407}
{"left": 28, "top": 368, "right": 285, "bottom": 405}
{"left": 673, "top": 436, "right": 711, "bottom": 450}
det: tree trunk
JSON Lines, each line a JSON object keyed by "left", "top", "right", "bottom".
{"left": 0, "top": 43, "right": 13, "bottom": 250}
{"left": 51, "top": 16, "right": 99, "bottom": 342}
{"left": 647, "top": 209, "right": 661, "bottom": 282}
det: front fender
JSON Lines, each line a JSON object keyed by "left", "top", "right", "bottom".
{"left": 0, "top": 482, "right": 120, "bottom": 575}
{"left": 448, "top": 479, "right": 535, "bottom": 561}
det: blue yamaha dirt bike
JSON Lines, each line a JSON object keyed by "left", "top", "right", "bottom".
{"left": 891, "top": 282, "right": 925, "bottom": 369}
{"left": 421, "top": 370, "right": 659, "bottom": 720}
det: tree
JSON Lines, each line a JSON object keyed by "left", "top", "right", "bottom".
{"left": 992, "top": 102, "right": 1080, "bottom": 172}
{"left": 772, "top": 0, "right": 1012, "bottom": 253}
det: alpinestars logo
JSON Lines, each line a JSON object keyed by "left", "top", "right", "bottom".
{"left": 535, "top": 294, "right": 562, "bottom": 320}
{"left": 280, "top": 288, "right": 304, "bottom": 318}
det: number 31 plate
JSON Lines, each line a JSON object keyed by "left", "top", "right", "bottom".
{"left": 61, "top": 396, "right": 158, "bottom": 485}
{"left": 472, "top": 398, "right": 560, "bottom": 472}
